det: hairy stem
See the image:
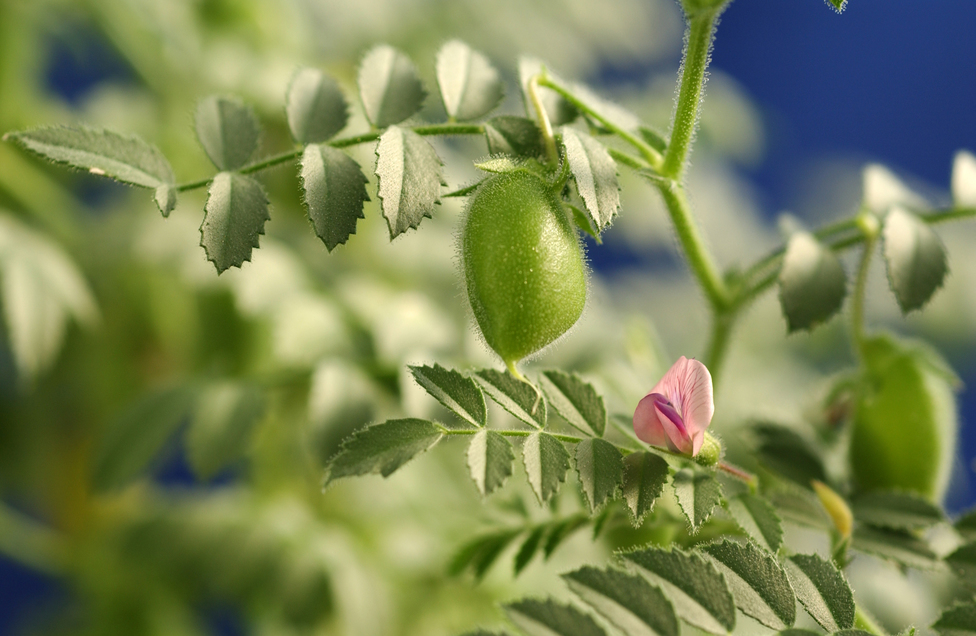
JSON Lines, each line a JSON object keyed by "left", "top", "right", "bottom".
{"left": 703, "top": 310, "right": 735, "bottom": 385}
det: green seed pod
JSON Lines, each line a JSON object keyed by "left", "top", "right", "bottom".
{"left": 461, "top": 170, "right": 586, "bottom": 369}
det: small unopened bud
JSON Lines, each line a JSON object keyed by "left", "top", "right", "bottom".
{"left": 812, "top": 480, "right": 853, "bottom": 539}
{"left": 694, "top": 432, "right": 722, "bottom": 467}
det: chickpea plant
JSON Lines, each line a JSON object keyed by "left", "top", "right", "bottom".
{"left": 7, "top": 0, "right": 976, "bottom": 633}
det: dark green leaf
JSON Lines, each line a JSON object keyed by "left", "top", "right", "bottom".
{"left": 672, "top": 468, "right": 723, "bottom": 533}
{"left": 5, "top": 125, "right": 174, "bottom": 188}
{"left": 726, "top": 493, "right": 784, "bottom": 553}
{"left": 522, "top": 432, "right": 570, "bottom": 504}
{"left": 301, "top": 144, "right": 368, "bottom": 251}
{"left": 621, "top": 546, "right": 736, "bottom": 635}
{"left": 882, "top": 206, "right": 948, "bottom": 313}
{"left": 851, "top": 525, "right": 939, "bottom": 570}
{"left": 563, "top": 566, "right": 678, "bottom": 636}
{"left": 575, "top": 438, "right": 623, "bottom": 512}
{"left": 778, "top": 231, "right": 847, "bottom": 332}
{"left": 639, "top": 126, "right": 667, "bottom": 153}
{"left": 933, "top": 600, "right": 976, "bottom": 636}
{"left": 200, "top": 172, "right": 270, "bottom": 273}
{"left": 322, "top": 418, "right": 443, "bottom": 485}
{"left": 568, "top": 204, "right": 602, "bottom": 244}
{"left": 186, "top": 381, "right": 265, "bottom": 480}
{"left": 505, "top": 599, "right": 606, "bottom": 636}
{"left": 540, "top": 370, "right": 606, "bottom": 436}
{"left": 543, "top": 516, "right": 589, "bottom": 558}
{"left": 475, "top": 369, "right": 546, "bottom": 428}
{"left": 518, "top": 58, "right": 577, "bottom": 126}
{"left": 851, "top": 491, "right": 945, "bottom": 531}
{"left": 827, "top": 0, "right": 847, "bottom": 13}
{"left": 436, "top": 40, "right": 503, "bottom": 122}
{"left": 286, "top": 67, "right": 348, "bottom": 144}
{"left": 783, "top": 553, "right": 855, "bottom": 631}
{"left": 194, "top": 95, "right": 260, "bottom": 171}
{"left": 154, "top": 184, "right": 177, "bottom": 217}
{"left": 702, "top": 540, "right": 795, "bottom": 630}
{"left": 946, "top": 541, "right": 976, "bottom": 589}
{"left": 514, "top": 525, "right": 546, "bottom": 574}
{"left": 956, "top": 509, "right": 976, "bottom": 541}
{"left": 374, "top": 125, "right": 443, "bottom": 239}
{"left": 752, "top": 422, "right": 827, "bottom": 487}
{"left": 765, "top": 485, "right": 831, "bottom": 530}
{"left": 484, "top": 116, "right": 544, "bottom": 159}
{"left": 409, "top": 364, "right": 487, "bottom": 428}
{"left": 358, "top": 45, "right": 426, "bottom": 128}
{"left": 450, "top": 529, "right": 521, "bottom": 579}
{"left": 92, "top": 386, "right": 195, "bottom": 491}
{"left": 622, "top": 452, "right": 670, "bottom": 525}
{"left": 467, "top": 430, "right": 514, "bottom": 496}
{"left": 560, "top": 127, "right": 619, "bottom": 232}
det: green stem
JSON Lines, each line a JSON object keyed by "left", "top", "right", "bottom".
{"left": 0, "top": 502, "right": 65, "bottom": 575}
{"left": 854, "top": 604, "right": 888, "bottom": 636}
{"left": 703, "top": 310, "right": 734, "bottom": 385}
{"left": 851, "top": 214, "right": 879, "bottom": 355}
{"left": 607, "top": 148, "right": 650, "bottom": 172}
{"left": 528, "top": 75, "right": 559, "bottom": 166}
{"left": 663, "top": 10, "right": 719, "bottom": 180}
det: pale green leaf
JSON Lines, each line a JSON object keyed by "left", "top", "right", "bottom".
{"left": 778, "top": 231, "right": 847, "bottom": 332}
{"left": 540, "top": 370, "right": 606, "bottom": 437}
{"left": 951, "top": 150, "right": 976, "bottom": 208}
{"left": 300, "top": 143, "right": 369, "bottom": 252}
{"left": 4, "top": 125, "right": 174, "bottom": 188}
{"left": 567, "top": 81, "right": 641, "bottom": 134}
{"left": 358, "top": 45, "right": 426, "bottom": 128}
{"left": 514, "top": 525, "right": 546, "bottom": 574}
{"left": 882, "top": 206, "right": 948, "bottom": 313}
{"left": 484, "top": 116, "right": 544, "bottom": 159}
{"left": 436, "top": 40, "right": 503, "bottom": 122}
{"left": 726, "top": 493, "right": 784, "bottom": 553}
{"left": 475, "top": 368, "right": 546, "bottom": 428}
{"left": 186, "top": 381, "right": 265, "bottom": 480}
{"left": 863, "top": 164, "right": 924, "bottom": 213}
{"left": 410, "top": 364, "right": 487, "bottom": 428}
{"left": 702, "top": 540, "right": 795, "bottom": 630}
{"left": 672, "top": 468, "right": 723, "bottom": 533}
{"left": 783, "top": 553, "right": 855, "bottom": 631}
{"left": 522, "top": 432, "right": 570, "bottom": 504}
{"left": 518, "top": 58, "right": 577, "bottom": 126}
{"left": 851, "top": 491, "right": 945, "bottom": 531}
{"left": 467, "top": 430, "right": 514, "bottom": 496}
{"left": 621, "top": 546, "right": 736, "bottom": 635}
{"left": 323, "top": 418, "right": 443, "bottom": 485}
{"left": 286, "top": 67, "right": 349, "bottom": 144}
{"left": 851, "top": 525, "right": 939, "bottom": 570}
{"left": 474, "top": 156, "right": 524, "bottom": 174}
{"left": 560, "top": 127, "right": 619, "bottom": 231}
{"left": 154, "top": 184, "right": 177, "bottom": 217}
{"left": 374, "top": 125, "right": 443, "bottom": 239}
{"left": 564, "top": 566, "right": 678, "bottom": 636}
{"left": 575, "top": 438, "right": 623, "bottom": 512}
{"left": 194, "top": 95, "right": 260, "bottom": 171}
{"left": 505, "top": 599, "right": 606, "bottom": 636}
{"left": 200, "top": 172, "right": 270, "bottom": 273}
{"left": 622, "top": 451, "right": 669, "bottom": 525}
{"left": 934, "top": 600, "right": 976, "bottom": 636}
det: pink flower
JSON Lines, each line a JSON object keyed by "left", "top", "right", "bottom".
{"left": 633, "top": 356, "right": 714, "bottom": 456}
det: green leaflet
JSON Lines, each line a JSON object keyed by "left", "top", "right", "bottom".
{"left": 484, "top": 116, "right": 545, "bottom": 159}
{"left": 947, "top": 541, "right": 976, "bottom": 590}
{"left": 539, "top": 370, "right": 606, "bottom": 436}
{"left": 778, "top": 231, "right": 847, "bottom": 332}
{"left": 522, "top": 432, "right": 570, "bottom": 504}
{"left": 200, "top": 172, "right": 271, "bottom": 273}
{"left": 851, "top": 526, "right": 940, "bottom": 570}
{"left": 783, "top": 553, "right": 855, "bottom": 632}
{"left": 622, "top": 451, "right": 670, "bottom": 525}
{"left": 543, "top": 516, "right": 589, "bottom": 558}
{"left": 726, "top": 493, "right": 784, "bottom": 553}
{"left": 672, "top": 468, "right": 723, "bottom": 533}
{"left": 409, "top": 364, "right": 487, "bottom": 428}
{"left": 851, "top": 490, "right": 945, "bottom": 531}
{"left": 574, "top": 438, "right": 623, "bottom": 512}
{"left": 514, "top": 525, "right": 546, "bottom": 575}
{"left": 358, "top": 45, "right": 426, "bottom": 128}
{"left": 154, "top": 184, "right": 177, "bottom": 217}
{"left": 505, "top": 599, "right": 606, "bottom": 636}
{"left": 563, "top": 566, "right": 678, "bottom": 636}
{"left": 467, "top": 430, "right": 514, "bottom": 496}
{"left": 186, "top": 381, "right": 265, "bottom": 480}
{"left": 933, "top": 600, "right": 976, "bottom": 636}
{"left": 702, "top": 540, "right": 795, "bottom": 630}
{"left": 374, "top": 125, "right": 444, "bottom": 239}
{"left": 752, "top": 422, "right": 827, "bottom": 487}
{"left": 285, "top": 67, "right": 349, "bottom": 144}
{"left": 194, "top": 95, "right": 261, "bottom": 171}
{"left": 300, "top": 144, "right": 369, "bottom": 252}
{"left": 435, "top": 40, "right": 504, "bottom": 122}
{"left": 450, "top": 529, "right": 521, "bottom": 580}
{"left": 882, "top": 206, "right": 948, "bottom": 313}
{"left": 560, "top": 126, "right": 619, "bottom": 231}
{"left": 475, "top": 369, "right": 546, "bottom": 428}
{"left": 322, "top": 418, "right": 443, "bottom": 485}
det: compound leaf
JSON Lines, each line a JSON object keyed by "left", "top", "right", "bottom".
{"left": 622, "top": 451, "right": 670, "bottom": 525}
{"left": 410, "top": 364, "right": 487, "bottom": 428}
{"left": 934, "top": 600, "right": 976, "bottom": 636}
{"left": 484, "top": 116, "right": 544, "bottom": 159}
{"left": 575, "top": 438, "right": 623, "bottom": 512}
{"left": 475, "top": 368, "right": 546, "bottom": 428}
{"left": 851, "top": 490, "right": 945, "bottom": 531}
{"left": 505, "top": 599, "right": 606, "bottom": 636}
{"left": 726, "top": 493, "right": 784, "bottom": 553}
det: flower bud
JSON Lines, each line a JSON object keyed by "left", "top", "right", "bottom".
{"left": 812, "top": 480, "right": 853, "bottom": 539}
{"left": 693, "top": 432, "right": 722, "bottom": 467}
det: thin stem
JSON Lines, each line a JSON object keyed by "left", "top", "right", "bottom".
{"left": 851, "top": 215, "right": 880, "bottom": 355}
{"left": 703, "top": 311, "right": 734, "bottom": 385}
{"left": 0, "top": 502, "right": 65, "bottom": 575}
{"left": 607, "top": 148, "right": 650, "bottom": 172}
{"left": 740, "top": 217, "right": 859, "bottom": 284}
{"left": 718, "top": 461, "right": 757, "bottom": 489}
{"left": 663, "top": 10, "right": 719, "bottom": 180}
{"left": 528, "top": 75, "right": 559, "bottom": 166}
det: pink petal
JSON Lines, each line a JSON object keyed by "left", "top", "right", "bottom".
{"left": 633, "top": 393, "right": 669, "bottom": 448}
{"left": 677, "top": 359, "right": 714, "bottom": 439}
{"left": 649, "top": 356, "right": 691, "bottom": 406}
{"left": 654, "top": 400, "right": 693, "bottom": 454}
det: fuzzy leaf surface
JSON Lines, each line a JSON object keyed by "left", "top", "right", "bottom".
{"left": 575, "top": 438, "right": 623, "bottom": 512}
{"left": 783, "top": 553, "right": 855, "bottom": 631}
{"left": 467, "top": 430, "right": 514, "bottom": 496}
{"left": 882, "top": 207, "right": 948, "bottom": 313}
{"left": 484, "top": 116, "right": 544, "bottom": 158}
{"left": 358, "top": 45, "right": 426, "bottom": 128}
{"left": 563, "top": 566, "right": 678, "bottom": 636}
{"left": 703, "top": 540, "right": 795, "bottom": 630}
{"left": 375, "top": 125, "right": 442, "bottom": 239}
{"left": 154, "top": 184, "right": 177, "bottom": 217}
{"left": 560, "top": 127, "right": 619, "bottom": 231}
{"left": 323, "top": 418, "right": 443, "bottom": 485}
{"left": 726, "top": 493, "right": 784, "bottom": 553}
{"left": 187, "top": 381, "right": 265, "bottom": 480}
{"left": 778, "top": 232, "right": 846, "bottom": 332}
{"left": 286, "top": 68, "right": 349, "bottom": 144}
{"left": 475, "top": 369, "right": 546, "bottom": 428}
{"left": 540, "top": 370, "right": 606, "bottom": 436}
{"left": 672, "top": 468, "right": 723, "bottom": 533}
{"left": 200, "top": 172, "right": 270, "bottom": 273}
{"left": 410, "top": 364, "right": 487, "bottom": 428}
{"left": 436, "top": 40, "right": 503, "bottom": 121}
{"left": 301, "top": 144, "right": 368, "bottom": 251}
{"left": 522, "top": 432, "right": 570, "bottom": 504}
{"left": 194, "top": 95, "right": 260, "bottom": 170}
{"left": 622, "top": 451, "right": 670, "bottom": 524}
{"left": 505, "top": 599, "right": 606, "bottom": 636}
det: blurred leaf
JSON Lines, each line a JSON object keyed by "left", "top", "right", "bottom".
{"left": 201, "top": 172, "right": 270, "bottom": 273}
{"left": 322, "top": 418, "right": 443, "bottom": 485}
{"left": 475, "top": 368, "right": 547, "bottom": 428}
{"left": 450, "top": 529, "right": 521, "bottom": 579}
{"left": 374, "top": 125, "right": 443, "bottom": 239}
{"left": 560, "top": 127, "right": 619, "bottom": 231}
{"left": 563, "top": 566, "right": 678, "bottom": 636}
{"left": 540, "top": 370, "right": 606, "bottom": 436}
{"left": 752, "top": 423, "right": 827, "bottom": 487}
{"left": 568, "top": 203, "right": 602, "bottom": 244}
{"left": 621, "top": 546, "right": 736, "bottom": 635}
{"left": 702, "top": 540, "right": 795, "bottom": 630}
{"left": 194, "top": 95, "right": 261, "bottom": 171}
{"left": 782, "top": 553, "right": 855, "bottom": 632}
{"left": 639, "top": 126, "right": 668, "bottom": 153}
{"left": 286, "top": 68, "right": 349, "bottom": 144}
{"left": 765, "top": 485, "right": 831, "bottom": 530}
{"left": 574, "top": 438, "right": 623, "bottom": 512}
{"left": 851, "top": 526, "right": 940, "bottom": 570}
{"left": 505, "top": 599, "right": 606, "bottom": 636}
{"left": 946, "top": 541, "right": 976, "bottom": 589}
{"left": 568, "top": 81, "right": 642, "bottom": 134}
{"left": 301, "top": 144, "right": 369, "bottom": 251}
{"left": 957, "top": 510, "right": 976, "bottom": 541}
{"left": 726, "top": 493, "right": 784, "bottom": 553}
{"left": 187, "top": 381, "right": 265, "bottom": 480}
{"left": 672, "top": 468, "right": 723, "bottom": 533}
{"left": 622, "top": 451, "right": 669, "bottom": 525}
{"left": 436, "top": 40, "right": 503, "bottom": 122}
{"left": 952, "top": 150, "right": 976, "bottom": 207}
{"left": 484, "top": 116, "right": 544, "bottom": 158}
{"left": 778, "top": 231, "right": 846, "bottom": 332}
{"left": 543, "top": 515, "right": 589, "bottom": 558}
{"left": 358, "top": 45, "right": 426, "bottom": 128}
{"left": 410, "top": 364, "right": 487, "bottom": 428}
{"left": 4, "top": 125, "right": 174, "bottom": 188}
{"left": 514, "top": 525, "right": 546, "bottom": 575}
{"left": 467, "top": 430, "right": 515, "bottom": 496}
{"left": 933, "top": 600, "right": 976, "bottom": 636}
{"left": 851, "top": 491, "right": 945, "bottom": 531}
{"left": 882, "top": 207, "right": 948, "bottom": 313}
{"left": 519, "top": 58, "right": 577, "bottom": 126}
{"left": 522, "top": 432, "right": 570, "bottom": 504}
{"left": 92, "top": 386, "right": 195, "bottom": 491}
{"left": 863, "top": 164, "right": 924, "bottom": 213}
{"left": 154, "top": 184, "right": 177, "bottom": 217}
